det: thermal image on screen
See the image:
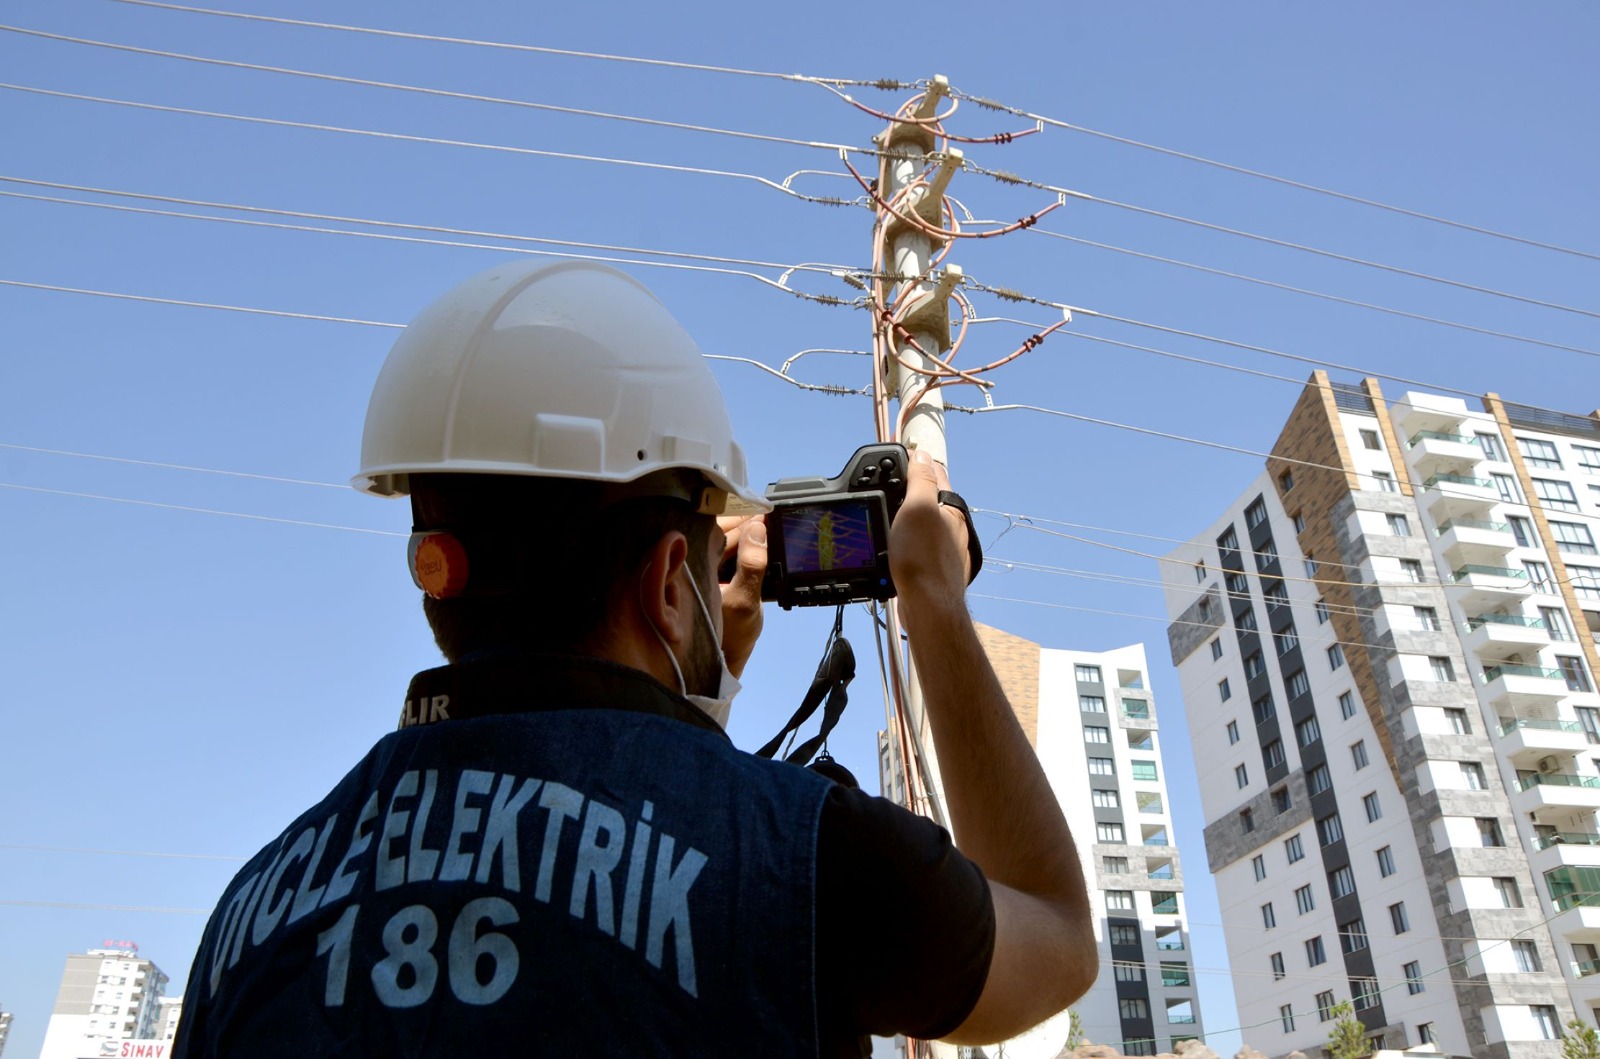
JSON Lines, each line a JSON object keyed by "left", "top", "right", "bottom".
{"left": 782, "top": 501, "right": 876, "bottom": 574}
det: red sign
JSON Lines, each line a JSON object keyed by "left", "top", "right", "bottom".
{"left": 100, "top": 939, "right": 139, "bottom": 951}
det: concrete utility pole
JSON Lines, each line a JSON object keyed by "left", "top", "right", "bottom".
{"left": 872, "top": 76, "right": 959, "bottom": 831}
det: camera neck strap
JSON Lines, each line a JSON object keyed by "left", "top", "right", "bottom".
{"left": 755, "top": 606, "right": 855, "bottom": 772}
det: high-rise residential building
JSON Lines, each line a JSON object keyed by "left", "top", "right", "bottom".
{"left": 0, "top": 1005, "right": 13, "bottom": 1057}
{"left": 155, "top": 997, "right": 182, "bottom": 1041}
{"left": 1161, "top": 373, "right": 1600, "bottom": 1059}
{"left": 39, "top": 946, "right": 170, "bottom": 1059}
{"left": 880, "top": 626, "right": 1205, "bottom": 1057}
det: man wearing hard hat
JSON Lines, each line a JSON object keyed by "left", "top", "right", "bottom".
{"left": 173, "top": 261, "right": 1094, "bottom": 1057}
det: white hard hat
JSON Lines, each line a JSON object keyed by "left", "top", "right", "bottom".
{"left": 353, "top": 260, "right": 768, "bottom": 513}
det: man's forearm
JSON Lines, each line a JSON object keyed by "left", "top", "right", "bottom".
{"left": 902, "top": 602, "right": 1085, "bottom": 905}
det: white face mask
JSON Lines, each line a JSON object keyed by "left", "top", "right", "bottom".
{"left": 646, "top": 565, "right": 742, "bottom": 729}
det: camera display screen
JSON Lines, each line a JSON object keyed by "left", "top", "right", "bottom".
{"left": 780, "top": 499, "right": 878, "bottom": 574}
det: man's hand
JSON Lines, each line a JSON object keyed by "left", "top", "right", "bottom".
{"left": 716, "top": 515, "right": 767, "bottom": 677}
{"left": 888, "top": 449, "right": 971, "bottom": 629}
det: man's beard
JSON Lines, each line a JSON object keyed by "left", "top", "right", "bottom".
{"left": 682, "top": 570, "right": 723, "bottom": 699}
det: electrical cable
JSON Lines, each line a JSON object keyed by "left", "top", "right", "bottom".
{"left": 0, "top": 442, "right": 348, "bottom": 488}
{"left": 0, "top": 277, "right": 404, "bottom": 328}
{"left": 101, "top": 0, "right": 898, "bottom": 88}
{"left": 1025, "top": 226, "right": 1600, "bottom": 361}
{"left": 0, "top": 482, "right": 406, "bottom": 536}
{"left": 0, "top": 25, "right": 870, "bottom": 156}
{"left": 0, "top": 83, "right": 859, "bottom": 207}
{"left": 951, "top": 87, "right": 1600, "bottom": 264}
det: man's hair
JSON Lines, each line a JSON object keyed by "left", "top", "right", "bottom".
{"left": 409, "top": 474, "right": 714, "bottom": 662}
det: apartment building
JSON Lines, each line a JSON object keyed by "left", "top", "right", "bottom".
{"left": 0, "top": 1005, "right": 12, "bottom": 1057}
{"left": 887, "top": 626, "right": 1205, "bottom": 1057}
{"left": 1160, "top": 373, "right": 1600, "bottom": 1059}
{"left": 39, "top": 946, "right": 171, "bottom": 1059}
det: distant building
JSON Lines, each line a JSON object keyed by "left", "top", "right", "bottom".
{"left": 0, "top": 1004, "right": 13, "bottom": 1057}
{"left": 155, "top": 997, "right": 181, "bottom": 1041}
{"left": 1161, "top": 373, "right": 1600, "bottom": 1058}
{"left": 883, "top": 627, "right": 1205, "bottom": 1056}
{"left": 39, "top": 946, "right": 170, "bottom": 1059}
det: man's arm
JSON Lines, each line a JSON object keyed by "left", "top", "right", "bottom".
{"left": 890, "top": 449, "right": 1097, "bottom": 1043}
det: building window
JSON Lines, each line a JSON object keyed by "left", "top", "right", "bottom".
{"left": 1339, "top": 917, "right": 1368, "bottom": 953}
{"left": 1219, "top": 678, "right": 1232, "bottom": 702}
{"left": 1532, "top": 1006, "right": 1561, "bottom": 1040}
{"left": 1559, "top": 656, "right": 1594, "bottom": 693}
{"left": 1308, "top": 764, "right": 1331, "bottom": 795}
{"left": 1295, "top": 715, "right": 1321, "bottom": 748}
{"left": 1534, "top": 478, "right": 1581, "bottom": 512}
{"left": 1084, "top": 726, "right": 1110, "bottom": 744}
{"left": 1253, "top": 694, "right": 1275, "bottom": 725}
{"left": 1088, "top": 756, "right": 1114, "bottom": 776}
{"left": 1459, "top": 760, "right": 1489, "bottom": 789}
{"left": 1280, "top": 1004, "right": 1295, "bottom": 1033}
{"left": 1236, "top": 764, "right": 1250, "bottom": 789}
{"left": 1236, "top": 606, "right": 1257, "bottom": 631}
{"left": 1263, "top": 740, "right": 1285, "bottom": 771}
{"left": 1093, "top": 789, "right": 1120, "bottom": 809}
{"left": 1401, "top": 558, "right": 1426, "bottom": 583}
{"left": 1132, "top": 760, "right": 1158, "bottom": 781}
{"left": 1080, "top": 694, "right": 1107, "bottom": 713}
{"left": 1270, "top": 951, "right": 1286, "bottom": 979}
{"left": 1256, "top": 538, "right": 1279, "bottom": 571}
{"left": 1363, "top": 792, "right": 1382, "bottom": 822}
{"left": 1352, "top": 977, "right": 1380, "bottom": 1012}
{"left": 1577, "top": 445, "right": 1600, "bottom": 473}
{"left": 1329, "top": 866, "right": 1355, "bottom": 899}
{"left": 1577, "top": 707, "right": 1600, "bottom": 744}
{"left": 1446, "top": 707, "right": 1471, "bottom": 734}
{"left": 1246, "top": 498, "right": 1268, "bottom": 529}
{"left": 1572, "top": 564, "right": 1600, "bottom": 600}
{"left": 1106, "top": 889, "right": 1134, "bottom": 911}
{"left": 1518, "top": 437, "right": 1563, "bottom": 469}
{"left": 1477, "top": 817, "right": 1505, "bottom": 847}
{"left": 1194, "top": 560, "right": 1208, "bottom": 583}
{"left": 1377, "top": 846, "right": 1396, "bottom": 877}
{"left": 1338, "top": 691, "right": 1356, "bottom": 719}
{"left": 1317, "top": 813, "right": 1344, "bottom": 847}
{"left": 1226, "top": 719, "right": 1240, "bottom": 745}
{"left": 1287, "top": 669, "right": 1310, "bottom": 698}
{"left": 1293, "top": 511, "right": 1307, "bottom": 533}
{"left": 1526, "top": 560, "right": 1555, "bottom": 592}
{"left": 1493, "top": 473, "right": 1523, "bottom": 504}
{"left": 1429, "top": 656, "right": 1456, "bottom": 681}
{"left": 1414, "top": 606, "right": 1440, "bottom": 631}
{"left": 1316, "top": 991, "right": 1337, "bottom": 1022}
{"left": 1374, "top": 471, "right": 1399, "bottom": 493}
{"left": 1261, "top": 902, "right": 1276, "bottom": 929}
{"left": 1226, "top": 570, "right": 1250, "bottom": 595}
{"left": 1279, "top": 469, "right": 1295, "bottom": 493}
{"left": 1110, "top": 924, "right": 1139, "bottom": 947}
{"left": 1360, "top": 429, "right": 1382, "bottom": 451}
{"left": 1305, "top": 935, "right": 1326, "bottom": 966}
{"left": 1272, "top": 786, "right": 1292, "bottom": 814}
{"left": 1218, "top": 526, "right": 1240, "bottom": 553}
{"left": 1240, "top": 808, "right": 1255, "bottom": 833}
{"left": 1542, "top": 606, "right": 1577, "bottom": 642}
{"left": 1075, "top": 664, "right": 1102, "bottom": 684}
{"left": 1494, "top": 876, "right": 1523, "bottom": 908}
{"left": 1389, "top": 902, "right": 1410, "bottom": 934}
{"left": 1275, "top": 626, "right": 1299, "bottom": 655}
{"left": 1137, "top": 791, "right": 1164, "bottom": 816}
{"left": 1351, "top": 740, "right": 1369, "bottom": 770}
{"left": 1327, "top": 644, "right": 1346, "bottom": 670}
{"left": 1402, "top": 960, "right": 1424, "bottom": 994}
{"left": 1210, "top": 637, "right": 1224, "bottom": 660}
{"left": 1386, "top": 513, "right": 1411, "bottom": 536}
{"left": 1103, "top": 856, "right": 1129, "bottom": 874}
{"left": 1315, "top": 600, "right": 1330, "bottom": 624}
{"left": 1285, "top": 834, "right": 1305, "bottom": 863}
{"left": 1509, "top": 514, "right": 1535, "bottom": 547}
{"left": 1417, "top": 1022, "right": 1437, "bottom": 1045}
{"left": 1252, "top": 854, "right": 1267, "bottom": 881}
{"left": 1098, "top": 821, "right": 1126, "bottom": 842}
{"left": 1472, "top": 430, "right": 1508, "bottom": 461}
{"left": 1245, "top": 652, "right": 1265, "bottom": 679}
{"left": 1119, "top": 997, "right": 1149, "bottom": 1021}
{"left": 1264, "top": 581, "right": 1289, "bottom": 609}
{"left": 1124, "top": 1040, "right": 1155, "bottom": 1057}
{"left": 1512, "top": 939, "right": 1541, "bottom": 972}
{"left": 1114, "top": 961, "right": 1145, "bottom": 982}
{"left": 1304, "top": 556, "right": 1318, "bottom": 578}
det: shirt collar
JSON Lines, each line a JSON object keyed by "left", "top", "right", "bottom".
{"left": 398, "top": 651, "right": 729, "bottom": 741}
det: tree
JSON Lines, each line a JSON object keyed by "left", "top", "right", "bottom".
{"left": 1564, "top": 1019, "right": 1600, "bottom": 1059}
{"left": 1065, "top": 1010, "right": 1085, "bottom": 1050}
{"left": 1325, "top": 1001, "right": 1369, "bottom": 1059}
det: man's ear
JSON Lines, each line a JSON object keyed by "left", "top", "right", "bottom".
{"left": 637, "top": 530, "right": 694, "bottom": 648}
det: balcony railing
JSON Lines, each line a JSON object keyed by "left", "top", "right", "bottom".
{"left": 1439, "top": 518, "right": 1512, "bottom": 535}
{"left": 1148, "top": 865, "right": 1175, "bottom": 880}
{"left": 1162, "top": 973, "right": 1192, "bottom": 988}
{"left": 1454, "top": 565, "right": 1530, "bottom": 583}
{"left": 1534, "top": 832, "right": 1600, "bottom": 851}
{"left": 1518, "top": 773, "right": 1600, "bottom": 792}
{"left": 1426, "top": 473, "right": 1494, "bottom": 489}
{"left": 1485, "top": 664, "right": 1565, "bottom": 682}
{"left": 1155, "top": 937, "right": 1186, "bottom": 951}
{"left": 1167, "top": 1014, "right": 1198, "bottom": 1025}
{"left": 1470, "top": 614, "right": 1545, "bottom": 630}
{"left": 1500, "top": 718, "right": 1583, "bottom": 737}
{"left": 1576, "top": 959, "right": 1600, "bottom": 978}
{"left": 1410, "top": 430, "right": 1474, "bottom": 446}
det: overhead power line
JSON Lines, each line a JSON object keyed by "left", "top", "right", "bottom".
{"left": 0, "top": 481, "right": 405, "bottom": 535}
{"left": 0, "top": 25, "right": 867, "bottom": 155}
{"left": 101, "top": 0, "right": 896, "bottom": 88}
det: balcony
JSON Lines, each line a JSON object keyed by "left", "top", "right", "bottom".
{"left": 1450, "top": 565, "right": 1532, "bottom": 610}
{"left": 1516, "top": 773, "right": 1600, "bottom": 814}
{"left": 1396, "top": 399, "right": 1471, "bottom": 442}
{"left": 1409, "top": 430, "right": 1484, "bottom": 477}
{"left": 1483, "top": 664, "right": 1569, "bottom": 710}
{"left": 1533, "top": 832, "right": 1600, "bottom": 877}
{"left": 1465, "top": 613, "right": 1549, "bottom": 656}
{"left": 1498, "top": 718, "right": 1590, "bottom": 763}
{"left": 1437, "top": 518, "right": 1516, "bottom": 566}
{"left": 1422, "top": 473, "right": 1499, "bottom": 520}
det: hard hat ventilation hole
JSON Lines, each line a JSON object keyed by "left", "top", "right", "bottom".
{"left": 636, "top": 449, "right": 647, "bottom": 460}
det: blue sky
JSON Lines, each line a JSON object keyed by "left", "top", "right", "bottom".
{"left": 3, "top": 2, "right": 1597, "bottom": 1055}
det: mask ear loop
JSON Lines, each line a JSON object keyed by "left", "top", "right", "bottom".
{"left": 637, "top": 555, "right": 689, "bottom": 697}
